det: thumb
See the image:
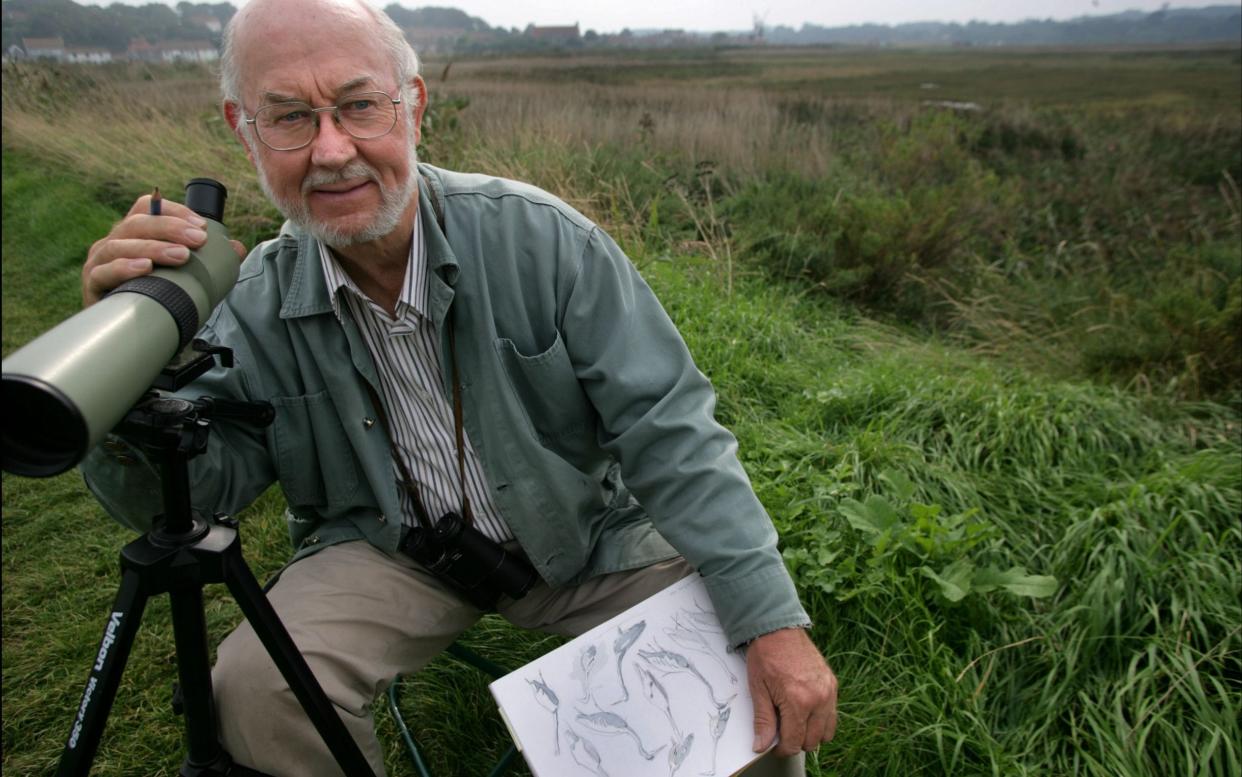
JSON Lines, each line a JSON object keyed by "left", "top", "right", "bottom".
{"left": 750, "top": 679, "right": 778, "bottom": 752}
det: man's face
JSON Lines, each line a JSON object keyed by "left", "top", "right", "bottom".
{"left": 251, "top": 103, "right": 420, "bottom": 248}
{"left": 229, "top": 11, "right": 425, "bottom": 248}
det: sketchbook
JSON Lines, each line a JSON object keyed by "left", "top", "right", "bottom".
{"left": 489, "top": 573, "right": 766, "bottom": 777}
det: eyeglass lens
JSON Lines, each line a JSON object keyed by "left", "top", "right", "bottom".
{"left": 254, "top": 92, "right": 397, "bottom": 150}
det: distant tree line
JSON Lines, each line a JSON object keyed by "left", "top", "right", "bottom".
{"left": 2, "top": 0, "right": 1239, "bottom": 56}
{"left": 767, "top": 6, "right": 1242, "bottom": 47}
{"left": 2, "top": 0, "right": 233, "bottom": 53}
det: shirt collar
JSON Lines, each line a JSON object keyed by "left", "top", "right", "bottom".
{"left": 318, "top": 205, "right": 428, "bottom": 323}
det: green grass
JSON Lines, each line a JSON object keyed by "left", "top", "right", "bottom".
{"left": 3, "top": 51, "right": 1241, "bottom": 776}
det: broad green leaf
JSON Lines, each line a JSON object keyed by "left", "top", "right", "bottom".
{"left": 973, "top": 565, "right": 1059, "bottom": 598}
{"left": 920, "top": 559, "right": 975, "bottom": 602}
{"left": 839, "top": 496, "right": 902, "bottom": 535}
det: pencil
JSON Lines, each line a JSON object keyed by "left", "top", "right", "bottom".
{"left": 150, "top": 187, "right": 161, "bottom": 216}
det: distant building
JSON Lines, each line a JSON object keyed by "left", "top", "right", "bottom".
{"left": 527, "top": 24, "right": 579, "bottom": 43}
{"left": 65, "top": 46, "right": 113, "bottom": 64}
{"left": 128, "top": 38, "right": 218, "bottom": 63}
{"left": 23, "top": 36, "right": 65, "bottom": 61}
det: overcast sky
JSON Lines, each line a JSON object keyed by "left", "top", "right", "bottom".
{"left": 76, "top": 1, "right": 1234, "bottom": 34}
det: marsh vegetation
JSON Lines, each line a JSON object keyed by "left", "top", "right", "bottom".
{"left": 3, "top": 46, "right": 1239, "bottom": 776}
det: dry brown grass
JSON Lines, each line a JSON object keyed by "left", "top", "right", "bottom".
{"left": 1, "top": 62, "right": 277, "bottom": 237}
{"left": 438, "top": 79, "right": 849, "bottom": 179}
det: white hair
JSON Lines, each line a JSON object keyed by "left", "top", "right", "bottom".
{"left": 219, "top": 0, "right": 421, "bottom": 110}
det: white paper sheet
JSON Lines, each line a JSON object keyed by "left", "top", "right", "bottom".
{"left": 490, "top": 574, "right": 764, "bottom": 777}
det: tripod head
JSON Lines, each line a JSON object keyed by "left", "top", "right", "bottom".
{"left": 115, "top": 342, "right": 275, "bottom": 544}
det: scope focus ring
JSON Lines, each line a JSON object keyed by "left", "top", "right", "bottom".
{"left": 111, "top": 276, "right": 200, "bottom": 349}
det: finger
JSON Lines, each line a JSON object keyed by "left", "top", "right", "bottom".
{"left": 89, "top": 238, "right": 195, "bottom": 267}
{"left": 84, "top": 258, "right": 154, "bottom": 306}
{"left": 802, "top": 707, "right": 831, "bottom": 752}
{"left": 108, "top": 214, "right": 210, "bottom": 248}
{"left": 750, "top": 681, "right": 778, "bottom": 753}
{"left": 126, "top": 194, "right": 208, "bottom": 226}
{"left": 775, "top": 701, "right": 808, "bottom": 758}
{"left": 229, "top": 239, "right": 248, "bottom": 260}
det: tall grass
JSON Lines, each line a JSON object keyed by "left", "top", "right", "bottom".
{"left": 4, "top": 54, "right": 1239, "bottom": 401}
{"left": 3, "top": 52, "right": 1241, "bottom": 776}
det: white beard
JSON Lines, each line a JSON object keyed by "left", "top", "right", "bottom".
{"left": 254, "top": 128, "right": 419, "bottom": 249}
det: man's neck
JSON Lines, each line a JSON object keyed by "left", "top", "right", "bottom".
{"left": 330, "top": 199, "right": 418, "bottom": 317}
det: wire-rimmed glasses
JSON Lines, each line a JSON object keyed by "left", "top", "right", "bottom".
{"left": 245, "top": 91, "right": 402, "bottom": 151}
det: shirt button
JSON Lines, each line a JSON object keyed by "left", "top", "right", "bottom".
{"left": 363, "top": 417, "right": 376, "bottom": 429}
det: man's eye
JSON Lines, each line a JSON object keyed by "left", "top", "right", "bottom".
{"left": 275, "top": 109, "right": 310, "bottom": 123}
{"left": 342, "top": 98, "right": 378, "bottom": 112}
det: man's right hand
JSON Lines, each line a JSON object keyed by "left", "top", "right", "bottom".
{"left": 82, "top": 193, "right": 247, "bottom": 307}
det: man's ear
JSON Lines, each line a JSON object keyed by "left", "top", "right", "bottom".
{"left": 407, "top": 75, "right": 428, "bottom": 145}
{"left": 222, "top": 100, "right": 257, "bottom": 167}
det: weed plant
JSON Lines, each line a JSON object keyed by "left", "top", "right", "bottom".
{"left": 3, "top": 51, "right": 1240, "bottom": 776}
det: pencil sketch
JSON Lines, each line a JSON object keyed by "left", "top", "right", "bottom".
{"left": 565, "top": 726, "right": 609, "bottom": 777}
{"left": 575, "top": 708, "right": 666, "bottom": 761}
{"left": 526, "top": 671, "right": 561, "bottom": 755}
{"left": 637, "top": 663, "right": 682, "bottom": 738}
{"left": 612, "top": 620, "right": 647, "bottom": 704}
{"left": 664, "top": 615, "right": 738, "bottom": 685}
{"left": 682, "top": 595, "right": 725, "bottom": 634}
{"left": 573, "top": 643, "right": 602, "bottom": 703}
{"left": 668, "top": 730, "right": 695, "bottom": 777}
{"left": 490, "top": 575, "right": 758, "bottom": 777}
{"left": 637, "top": 642, "right": 736, "bottom": 710}
{"left": 701, "top": 705, "right": 731, "bottom": 776}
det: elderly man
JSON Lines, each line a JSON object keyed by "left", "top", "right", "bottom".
{"left": 79, "top": 0, "right": 837, "bottom": 774}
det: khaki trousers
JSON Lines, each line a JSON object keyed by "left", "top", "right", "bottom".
{"left": 213, "top": 540, "right": 804, "bottom": 776}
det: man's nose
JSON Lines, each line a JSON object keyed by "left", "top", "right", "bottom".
{"left": 309, "top": 114, "right": 356, "bottom": 169}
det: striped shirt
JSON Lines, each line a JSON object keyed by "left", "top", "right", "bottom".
{"left": 318, "top": 207, "right": 513, "bottom": 542}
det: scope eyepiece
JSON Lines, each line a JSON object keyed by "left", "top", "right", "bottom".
{"left": 185, "top": 178, "right": 227, "bottom": 223}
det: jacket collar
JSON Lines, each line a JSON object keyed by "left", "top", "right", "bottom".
{"left": 279, "top": 167, "right": 459, "bottom": 321}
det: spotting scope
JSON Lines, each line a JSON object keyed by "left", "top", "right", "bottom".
{"left": 2, "top": 178, "right": 237, "bottom": 478}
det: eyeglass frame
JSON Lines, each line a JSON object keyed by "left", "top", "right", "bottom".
{"left": 242, "top": 90, "right": 404, "bottom": 151}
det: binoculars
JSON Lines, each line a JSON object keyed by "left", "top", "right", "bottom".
{"left": 400, "top": 512, "right": 540, "bottom": 610}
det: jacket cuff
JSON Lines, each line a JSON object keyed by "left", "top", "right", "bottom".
{"left": 703, "top": 563, "right": 812, "bottom": 649}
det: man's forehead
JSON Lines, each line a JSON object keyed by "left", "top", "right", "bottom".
{"left": 258, "top": 75, "right": 383, "bottom": 104}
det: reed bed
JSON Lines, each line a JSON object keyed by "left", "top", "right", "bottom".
{"left": 3, "top": 50, "right": 1240, "bottom": 776}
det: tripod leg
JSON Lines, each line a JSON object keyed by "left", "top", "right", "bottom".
{"left": 221, "top": 549, "right": 377, "bottom": 777}
{"left": 167, "top": 585, "right": 227, "bottom": 770}
{"left": 57, "top": 568, "right": 149, "bottom": 777}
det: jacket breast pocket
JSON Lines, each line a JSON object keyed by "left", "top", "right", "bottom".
{"left": 269, "top": 391, "right": 360, "bottom": 508}
{"left": 495, "top": 333, "right": 596, "bottom": 445}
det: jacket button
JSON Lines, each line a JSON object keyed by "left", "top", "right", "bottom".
{"left": 377, "top": 514, "right": 387, "bottom": 524}
{"left": 363, "top": 418, "right": 376, "bottom": 429}
{"left": 306, "top": 536, "right": 320, "bottom": 545}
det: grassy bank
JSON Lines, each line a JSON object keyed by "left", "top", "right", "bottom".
{"left": 3, "top": 50, "right": 1241, "bottom": 776}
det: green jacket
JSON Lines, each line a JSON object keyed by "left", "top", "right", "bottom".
{"left": 81, "top": 164, "right": 810, "bottom": 646}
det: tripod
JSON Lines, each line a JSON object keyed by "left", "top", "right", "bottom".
{"left": 58, "top": 345, "right": 376, "bottom": 777}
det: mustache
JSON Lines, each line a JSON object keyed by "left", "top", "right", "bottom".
{"left": 301, "top": 163, "right": 380, "bottom": 195}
